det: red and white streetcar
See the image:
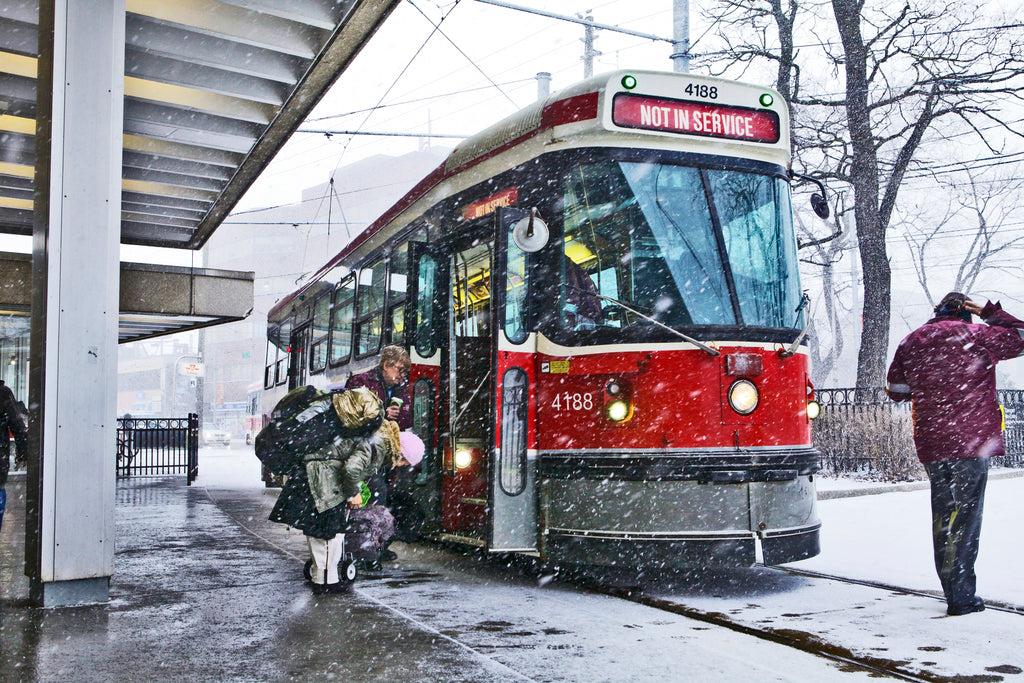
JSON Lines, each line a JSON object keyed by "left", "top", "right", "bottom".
{"left": 264, "top": 70, "right": 824, "bottom": 570}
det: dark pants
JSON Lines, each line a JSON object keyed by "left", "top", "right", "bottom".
{"left": 0, "top": 487, "right": 5, "bottom": 531}
{"left": 924, "top": 457, "right": 988, "bottom": 610}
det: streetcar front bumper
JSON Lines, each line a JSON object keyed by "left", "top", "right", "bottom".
{"left": 538, "top": 448, "right": 821, "bottom": 569}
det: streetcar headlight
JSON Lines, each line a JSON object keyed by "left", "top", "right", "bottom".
{"left": 806, "top": 400, "right": 821, "bottom": 420}
{"left": 606, "top": 400, "right": 630, "bottom": 422}
{"left": 728, "top": 379, "right": 759, "bottom": 415}
{"left": 454, "top": 448, "right": 473, "bottom": 470}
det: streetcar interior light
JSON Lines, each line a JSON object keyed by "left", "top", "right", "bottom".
{"left": 454, "top": 448, "right": 473, "bottom": 470}
{"left": 621, "top": 74, "right": 637, "bottom": 90}
{"left": 759, "top": 93, "right": 774, "bottom": 107}
{"left": 806, "top": 400, "right": 821, "bottom": 421}
{"left": 728, "top": 379, "right": 759, "bottom": 415}
{"left": 606, "top": 400, "right": 630, "bottom": 422}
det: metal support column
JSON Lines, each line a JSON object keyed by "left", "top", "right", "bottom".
{"left": 672, "top": 0, "right": 690, "bottom": 73}
{"left": 27, "top": 0, "right": 125, "bottom": 607}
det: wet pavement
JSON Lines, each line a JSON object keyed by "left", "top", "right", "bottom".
{"left": 0, "top": 474, "right": 519, "bottom": 682}
{"left": 0, "top": 460, "right": 889, "bottom": 682}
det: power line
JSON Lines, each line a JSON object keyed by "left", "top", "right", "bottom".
{"left": 296, "top": 129, "right": 466, "bottom": 138}
{"left": 303, "top": 78, "right": 533, "bottom": 123}
{"left": 408, "top": 0, "right": 519, "bottom": 108}
{"left": 471, "top": 0, "right": 672, "bottom": 43}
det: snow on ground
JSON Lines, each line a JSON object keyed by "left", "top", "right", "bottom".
{"left": 794, "top": 473, "right": 1024, "bottom": 607}
{"left": 200, "top": 445, "right": 1024, "bottom": 608}
{"left": 199, "top": 447, "right": 1024, "bottom": 678}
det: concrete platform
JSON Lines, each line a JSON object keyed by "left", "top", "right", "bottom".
{"left": 0, "top": 474, "right": 512, "bottom": 682}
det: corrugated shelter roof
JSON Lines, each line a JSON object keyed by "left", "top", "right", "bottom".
{"left": 0, "top": 0, "right": 400, "bottom": 249}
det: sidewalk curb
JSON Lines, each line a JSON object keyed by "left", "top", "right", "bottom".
{"left": 818, "top": 467, "right": 1024, "bottom": 500}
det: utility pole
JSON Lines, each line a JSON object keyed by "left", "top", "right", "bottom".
{"left": 536, "top": 72, "right": 551, "bottom": 100}
{"left": 672, "top": 0, "right": 690, "bottom": 73}
{"left": 582, "top": 13, "right": 600, "bottom": 78}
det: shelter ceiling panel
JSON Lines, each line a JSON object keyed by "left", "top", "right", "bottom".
{"left": 125, "top": 50, "right": 290, "bottom": 105}
{"left": 0, "top": 0, "right": 402, "bottom": 249}
{"left": 0, "top": 132, "right": 33, "bottom": 167}
{"left": 0, "top": 16, "right": 36, "bottom": 57}
{"left": 120, "top": 202, "right": 206, "bottom": 223}
{"left": 127, "top": 0, "right": 329, "bottom": 58}
{"left": 125, "top": 14, "right": 308, "bottom": 84}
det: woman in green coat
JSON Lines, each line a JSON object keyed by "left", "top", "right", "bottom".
{"left": 269, "top": 387, "right": 384, "bottom": 592}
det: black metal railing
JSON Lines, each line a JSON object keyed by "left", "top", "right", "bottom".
{"left": 814, "top": 388, "right": 1024, "bottom": 474}
{"left": 116, "top": 414, "right": 199, "bottom": 484}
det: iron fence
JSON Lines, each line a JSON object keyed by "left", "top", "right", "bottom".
{"left": 814, "top": 388, "right": 1024, "bottom": 474}
{"left": 116, "top": 414, "right": 199, "bottom": 484}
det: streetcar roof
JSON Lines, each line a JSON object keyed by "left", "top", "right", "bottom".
{"left": 269, "top": 70, "right": 788, "bottom": 321}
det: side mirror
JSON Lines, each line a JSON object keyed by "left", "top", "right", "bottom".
{"left": 791, "top": 171, "right": 830, "bottom": 220}
{"left": 810, "top": 193, "right": 830, "bottom": 219}
{"left": 512, "top": 208, "right": 549, "bottom": 252}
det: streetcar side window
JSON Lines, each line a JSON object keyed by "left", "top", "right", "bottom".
{"left": 275, "top": 316, "right": 293, "bottom": 386}
{"left": 329, "top": 276, "right": 355, "bottom": 367}
{"left": 414, "top": 252, "right": 439, "bottom": 358}
{"left": 452, "top": 242, "right": 492, "bottom": 339}
{"left": 412, "top": 377, "right": 435, "bottom": 472}
{"left": 504, "top": 220, "right": 528, "bottom": 344}
{"left": 310, "top": 293, "right": 330, "bottom": 374}
{"left": 355, "top": 258, "right": 386, "bottom": 358}
{"left": 499, "top": 366, "right": 528, "bottom": 495}
{"left": 264, "top": 324, "right": 281, "bottom": 390}
{"left": 386, "top": 242, "right": 409, "bottom": 347}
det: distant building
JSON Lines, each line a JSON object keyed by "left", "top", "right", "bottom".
{"left": 199, "top": 148, "right": 450, "bottom": 436}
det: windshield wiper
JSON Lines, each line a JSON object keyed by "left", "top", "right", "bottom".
{"left": 566, "top": 286, "right": 720, "bottom": 357}
{"left": 780, "top": 293, "right": 812, "bottom": 359}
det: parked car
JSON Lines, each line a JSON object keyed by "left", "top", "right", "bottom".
{"left": 200, "top": 428, "right": 231, "bottom": 447}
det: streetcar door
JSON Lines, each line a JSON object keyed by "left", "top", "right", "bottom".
{"left": 287, "top": 323, "right": 311, "bottom": 390}
{"left": 445, "top": 236, "right": 494, "bottom": 540}
{"left": 408, "top": 242, "right": 447, "bottom": 534}
{"left": 489, "top": 207, "right": 537, "bottom": 552}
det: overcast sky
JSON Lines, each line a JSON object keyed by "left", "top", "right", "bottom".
{"left": 233, "top": 0, "right": 693, "bottom": 212}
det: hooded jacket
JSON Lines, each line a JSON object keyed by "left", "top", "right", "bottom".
{"left": 345, "top": 366, "right": 412, "bottom": 430}
{"left": 886, "top": 301, "right": 1024, "bottom": 463}
{"left": 268, "top": 387, "right": 383, "bottom": 537}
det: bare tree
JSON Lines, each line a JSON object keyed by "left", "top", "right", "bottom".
{"left": 798, "top": 193, "right": 853, "bottom": 384}
{"left": 702, "top": 0, "right": 1024, "bottom": 388}
{"left": 903, "top": 170, "right": 1024, "bottom": 305}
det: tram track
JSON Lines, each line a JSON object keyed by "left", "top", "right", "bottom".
{"left": 581, "top": 581, "right": 933, "bottom": 683}
{"left": 771, "top": 564, "right": 1024, "bottom": 617}
{"left": 571, "top": 563, "right": 1024, "bottom": 683}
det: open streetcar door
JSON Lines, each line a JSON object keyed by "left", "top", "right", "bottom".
{"left": 408, "top": 240, "right": 447, "bottom": 533}
{"left": 489, "top": 206, "right": 538, "bottom": 552}
{"left": 287, "top": 323, "right": 311, "bottom": 390}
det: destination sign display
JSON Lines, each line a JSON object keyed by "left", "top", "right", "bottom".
{"left": 612, "top": 93, "right": 780, "bottom": 144}
{"left": 463, "top": 187, "right": 518, "bottom": 220}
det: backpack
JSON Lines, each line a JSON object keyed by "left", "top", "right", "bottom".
{"left": 254, "top": 385, "right": 385, "bottom": 476}
{"left": 254, "top": 386, "right": 337, "bottom": 476}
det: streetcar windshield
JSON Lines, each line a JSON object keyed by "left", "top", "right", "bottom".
{"left": 559, "top": 160, "right": 802, "bottom": 335}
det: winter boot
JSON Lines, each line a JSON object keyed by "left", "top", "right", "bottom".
{"left": 307, "top": 535, "right": 331, "bottom": 593}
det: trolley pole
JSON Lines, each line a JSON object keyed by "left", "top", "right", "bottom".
{"left": 582, "top": 13, "right": 599, "bottom": 78}
{"left": 536, "top": 72, "right": 551, "bottom": 100}
{"left": 672, "top": 0, "right": 690, "bottom": 73}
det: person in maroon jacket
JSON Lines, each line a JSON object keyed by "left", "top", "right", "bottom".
{"left": 886, "top": 292, "right": 1024, "bottom": 615}
{"left": 0, "top": 379, "right": 27, "bottom": 532}
{"left": 345, "top": 345, "right": 412, "bottom": 431}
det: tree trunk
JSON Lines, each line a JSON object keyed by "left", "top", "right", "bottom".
{"left": 832, "top": 0, "right": 890, "bottom": 389}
